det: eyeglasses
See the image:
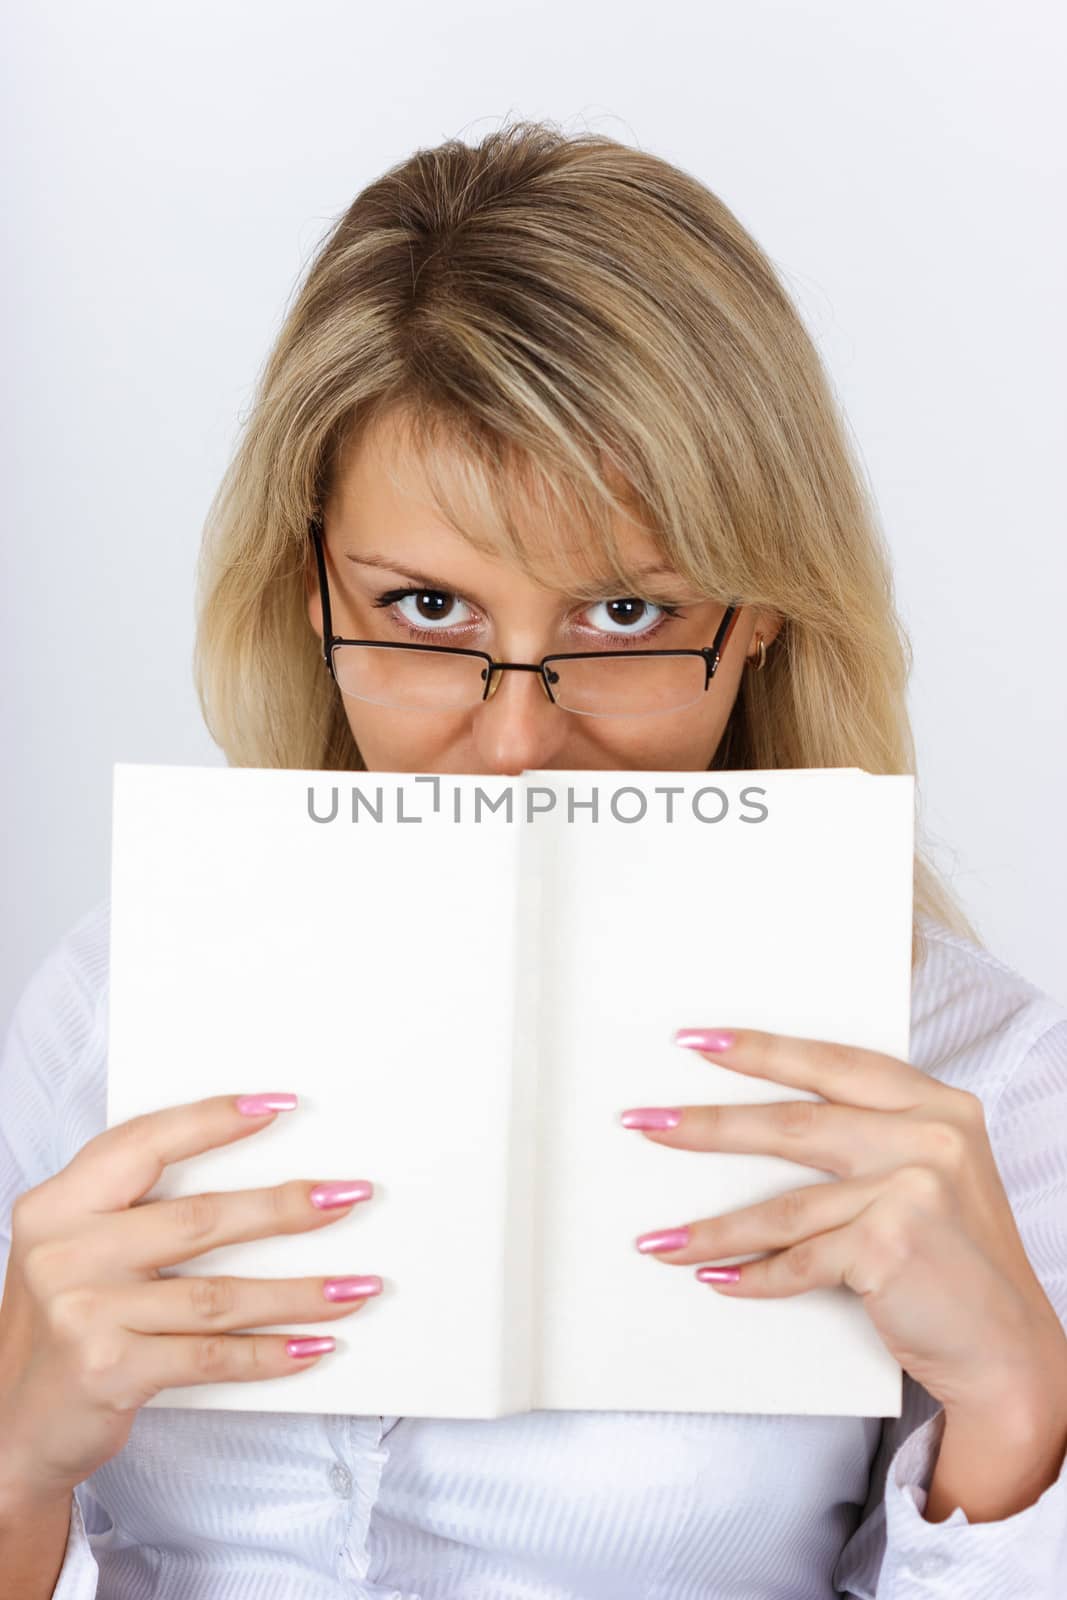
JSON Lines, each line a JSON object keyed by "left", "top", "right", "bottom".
{"left": 309, "top": 518, "right": 741, "bottom": 719}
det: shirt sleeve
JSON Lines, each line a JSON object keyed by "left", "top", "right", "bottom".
{"left": 0, "top": 912, "right": 108, "bottom": 1600}
{"left": 833, "top": 1018, "right": 1067, "bottom": 1598}
{"left": 51, "top": 1494, "right": 99, "bottom": 1600}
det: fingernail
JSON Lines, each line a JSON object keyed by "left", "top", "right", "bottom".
{"left": 636, "top": 1226, "right": 691, "bottom": 1254}
{"left": 236, "top": 1093, "right": 298, "bottom": 1116}
{"left": 696, "top": 1266, "right": 742, "bottom": 1283}
{"left": 309, "top": 1180, "right": 374, "bottom": 1210}
{"left": 675, "top": 1030, "right": 736, "bottom": 1052}
{"left": 620, "top": 1107, "right": 682, "bottom": 1130}
{"left": 286, "top": 1336, "right": 336, "bottom": 1359}
{"left": 323, "top": 1275, "right": 383, "bottom": 1302}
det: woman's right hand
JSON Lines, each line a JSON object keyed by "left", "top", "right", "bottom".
{"left": 0, "top": 1092, "right": 380, "bottom": 1512}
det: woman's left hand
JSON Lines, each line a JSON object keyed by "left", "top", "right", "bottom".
{"left": 622, "top": 1027, "right": 1067, "bottom": 1416}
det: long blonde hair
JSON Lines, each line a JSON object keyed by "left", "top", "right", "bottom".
{"left": 194, "top": 117, "right": 982, "bottom": 969}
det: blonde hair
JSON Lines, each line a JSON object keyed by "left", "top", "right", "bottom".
{"left": 194, "top": 117, "right": 982, "bottom": 970}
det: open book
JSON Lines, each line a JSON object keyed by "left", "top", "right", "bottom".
{"left": 107, "top": 763, "right": 915, "bottom": 1420}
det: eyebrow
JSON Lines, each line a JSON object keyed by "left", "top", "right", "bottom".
{"left": 342, "top": 550, "right": 691, "bottom": 605}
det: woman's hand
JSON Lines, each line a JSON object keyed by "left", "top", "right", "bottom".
{"left": 0, "top": 1093, "right": 380, "bottom": 1513}
{"left": 622, "top": 1027, "right": 1067, "bottom": 1419}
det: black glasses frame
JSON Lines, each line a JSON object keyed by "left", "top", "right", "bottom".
{"left": 308, "top": 517, "right": 741, "bottom": 708}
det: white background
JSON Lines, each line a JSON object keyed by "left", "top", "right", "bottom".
{"left": 2, "top": 0, "right": 1064, "bottom": 1023}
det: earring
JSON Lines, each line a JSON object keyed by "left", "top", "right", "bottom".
{"left": 747, "top": 632, "right": 767, "bottom": 671}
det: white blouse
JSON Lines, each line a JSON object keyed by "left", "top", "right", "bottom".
{"left": 1, "top": 897, "right": 1066, "bottom": 1598}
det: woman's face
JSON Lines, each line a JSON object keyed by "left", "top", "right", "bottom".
{"left": 306, "top": 416, "right": 780, "bottom": 775}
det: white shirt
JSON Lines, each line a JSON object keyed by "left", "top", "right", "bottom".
{"left": 1, "top": 896, "right": 1066, "bottom": 1598}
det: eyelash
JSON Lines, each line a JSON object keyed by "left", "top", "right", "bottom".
{"left": 370, "top": 587, "right": 686, "bottom": 647}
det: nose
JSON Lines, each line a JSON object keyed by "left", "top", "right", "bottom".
{"left": 470, "top": 664, "right": 571, "bottom": 776}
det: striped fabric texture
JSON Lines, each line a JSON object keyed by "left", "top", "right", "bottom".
{"left": 1, "top": 897, "right": 1065, "bottom": 1599}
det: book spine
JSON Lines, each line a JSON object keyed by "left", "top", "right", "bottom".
{"left": 493, "top": 785, "right": 543, "bottom": 1414}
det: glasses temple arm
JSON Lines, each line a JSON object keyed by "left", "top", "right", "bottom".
{"left": 309, "top": 519, "right": 335, "bottom": 667}
{"left": 703, "top": 603, "right": 741, "bottom": 678}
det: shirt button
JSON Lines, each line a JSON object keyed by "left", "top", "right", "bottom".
{"left": 329, "top": 1462, "right": 353, "bottom": 1498}
{"left": 903, "top": 1550, "right": 950, "bottom": 1580}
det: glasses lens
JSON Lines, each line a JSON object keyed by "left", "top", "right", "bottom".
{"left": 331, "top": 643, "right": 488, "bottom": 710}
{"left": 546, "top": 654, "right": 707, "bottom": 717}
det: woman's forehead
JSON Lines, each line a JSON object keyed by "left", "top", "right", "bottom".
{"left": 331, "top": 404, "right": 677, "bottom": 596}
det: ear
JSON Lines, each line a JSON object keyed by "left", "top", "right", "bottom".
{"left": 749, "top": 609, "right": 784, "bottom": 650}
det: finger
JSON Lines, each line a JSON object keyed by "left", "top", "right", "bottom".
{"left": 55, "top": 1094, "right": 301, "bottom": 1213}
{"left": 635, "top": 1172, "right": 888, "bottom": 1265}
{"left": 101, "top": 1330, "right": 342, "bottom": 1407}
{"left": 694, "top": 1201, "right": 925, "bottom": 1300}
{"left": 90, "top": 1178, "right": 374, "bottom": 1271}
{"left": 623, "top": 1099, "right": 933, "bottom": 1179}
{"left": 115, "top": 1272, "right": 384, "bottom": 1334}
{"left": 672, "top": 1027, "right": 936, "bottom": 1111}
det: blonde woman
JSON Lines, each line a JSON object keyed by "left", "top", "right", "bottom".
{"left": 1, "top": 121, "right": 1065, "bottom": 1599}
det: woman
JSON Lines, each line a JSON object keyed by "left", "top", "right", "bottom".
{"left": 1, "top": 119, "right": 1065, "bottom": 1598}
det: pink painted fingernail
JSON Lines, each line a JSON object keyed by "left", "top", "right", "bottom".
{"left": 323, "top": 1275, "right": 383, "bottom": 1302}
{"left": 620, "top": 1107, "right": 682, "bottom": 1130}
{"left": 696, "top": 1266, "right": 742, "bottom": 1283}
{"left": 675, "top": 1030, "right": 736, "bottom": 1052}
{"left": 309, "top": 1180, "right": 374, "bottom": 1210}
{"left": 636, "top": 1226, "right": 691, "bottom": 1254}
{"left": 235, "top": 1093, "right": 298, "bottom": 1116}
{"left": 286, "top": 1336, "right": 335, "bottom": 1359}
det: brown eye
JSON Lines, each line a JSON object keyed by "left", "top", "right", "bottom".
{"left": 412, "top": 591, "right": 454, "bottom": 621}
{"left": 372, "top": 586, "right": 477, "bottom": 635}
{"left": 604, "top": 599, "right": 649, "bottom": 627}
{"left": 578, "top": 597, "right": 684, "bottom": 642}
{"left": 585, "top": 597, "right": 662, "bottom": 634}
